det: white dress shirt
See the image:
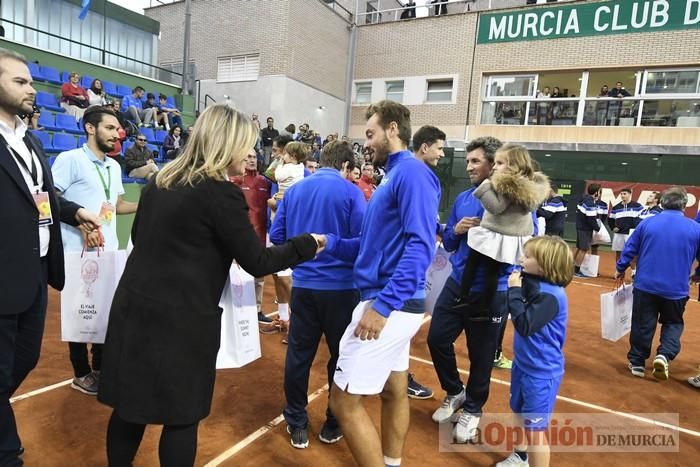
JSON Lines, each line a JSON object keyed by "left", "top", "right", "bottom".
{"left": 0, "top": 116, "right": 50, "bottom": 256}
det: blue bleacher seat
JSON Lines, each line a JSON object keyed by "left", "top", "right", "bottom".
{"left": 48, "top": 156, "right": 57, "bottom": 167}
{"left": 154, "top": 130, "right": 167, "bottom": 144}
{"left": 55, "top": 114, "right": 82, "bottom": 134}
{"left": 39, "top": 66, "right": 62, "bottom": 85}
{"left": 77, "top": 136, "right": 87, "bottom": 147}
{"left": 35, "top": 91, "right": 64, "bottom": 113}
{"left": 81, "top": 75, "right": 94, "bottom": 89}
{"left": 140, "top": 128, "right": 157, "bottom": 144}
{"left": 122, "top": 139, "right": 134, "bottom": 154}
{"left": 37, "top": 112, "right": 59, "bottom": 131}
{"left": 28, "top": 63, "right": 44, "bottom": 81}
{"left": 166, "top": 96, "right": 177, "bottom": 109}
{"left": 103, "top": 81, "right": 118, "bottom": 96}
{"left": 147, "top": 143, "right": 158, "bottom": 155}
{"left": 117, "top": 85, "right": 132, "bottom": 97}
{"left": 52, "top": 133, "right": 78, "bottom": 152}
{"left": 61, "top": 71, "right": 71, "bottom": 83}
{"left": 30, "top": 130, "right": 55, "bottom": 153}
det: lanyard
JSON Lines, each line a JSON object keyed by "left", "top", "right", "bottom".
{"left": 0, "top": 134, "right": 39, "bottom": 188}
{"left": 94, "top": 162, "right": 112, "bottom": 201}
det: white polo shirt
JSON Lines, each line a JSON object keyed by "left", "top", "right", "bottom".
{"left": 0, "top": 117, "right": 50, "bottom": 256}
{"left": 52, "top": 144, "right": 125, "bottom": 252}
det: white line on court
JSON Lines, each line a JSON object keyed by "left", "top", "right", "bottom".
{"left": 9, "top": 379, "right": 72, "bottom": 404}
{"left": 203, "top": 384, "right": 330, "bottom": 467}
{"left": 408, "top": 355, "right": 700, "bottom": 438}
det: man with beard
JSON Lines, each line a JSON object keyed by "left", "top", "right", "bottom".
{"left": 326, "top": 101, "right": 441, "bottom": 467}
{"left": 52, "top": 106, "right": 138, "bottom": 396}
{"left": 0, "top": 48, "right": 99, "bottom": 466}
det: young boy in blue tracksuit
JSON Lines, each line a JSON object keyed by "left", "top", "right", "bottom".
{"left": 496, "top": 235, "right": 574, "bottom": 467}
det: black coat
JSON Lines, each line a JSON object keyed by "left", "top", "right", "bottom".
{"left": 0, "top": 131, "right": 81, "bottom": 314}
{"left": 97, "top": 178, "right": 317, "bottom": 424}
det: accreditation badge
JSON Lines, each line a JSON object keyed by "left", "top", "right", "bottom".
{"left": 33, "top": 191, "right": 53, "bottom": 226}
{"left": 98, "top": 201, "right": 116, "bottom": 226}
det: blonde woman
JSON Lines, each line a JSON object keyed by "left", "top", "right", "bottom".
{"left": 98, "top": 104, "right": 325, "bottom": 466}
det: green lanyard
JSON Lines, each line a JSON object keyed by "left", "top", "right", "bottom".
{"left": 94, "top": 162, "right": 112, "bottom": 202}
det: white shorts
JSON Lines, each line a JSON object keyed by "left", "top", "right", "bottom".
{"left": 333, "top": 300, "right": 425, "bottom": 395}
{"left": 612, "top": 233, "right": 630, "bottom": 251}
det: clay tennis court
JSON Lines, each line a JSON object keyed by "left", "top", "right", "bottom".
{"left": 11, "top": 250, "right": 700, "bottom": 466}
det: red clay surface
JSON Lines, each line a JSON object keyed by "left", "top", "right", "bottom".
{"left": 11, "top": 250, "right": 700, "bottom": 466}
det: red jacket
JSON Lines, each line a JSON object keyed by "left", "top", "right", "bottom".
{"left": 357, "top": 174, "right": 376, "bottom": 202}
{"left": 231, "top": 169, "right": 271, "bottom": 245}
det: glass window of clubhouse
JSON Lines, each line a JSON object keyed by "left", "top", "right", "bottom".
{"left": 480, "top": 67, "right": 700, "bottom": 128}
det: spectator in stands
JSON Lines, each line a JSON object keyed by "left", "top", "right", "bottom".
{"left": 305, "top": 159, "right": 318, "bottom": 174}
{"left": 125, "top": 133, "right": 159, "bottom": 181}
{"left": 163, "top": 126, "right": 182, "bottom": 160}
{"left": 346, "top": 166, "right": 360, "bottom": 184}
{"left": 608, "top": 81, "right": 631, "bottom": 126}
{"left": 181, "top": 125, "right": 194, "bottom": 148}
{"left": 158, "top": 94, "right": 183, "bottom": 130}
{"left": 281, "top": 123, "right": 296, "bottom": 139}
{"left": 87, "top": 79, "right": 107, "bottom": 107}
{"left": 431, "top": 0, "right": 448, "bottom": 16}
{"left": 52, "top": 106, "right": 138, "bottom": 397}
{"left": 351, "top": 142, "right": 362, "bottom": 157}
{"left": 400, "top": 0, "right": 416, "bottom": 19}
{"left": 267, "top": 141, "right": 308, "bottom": 212}
{"left": 144, "top": 93, "right": 162, "bottom": 127}
{"left": 60, "top": 71, "right": 89, "bottom": 121}
{"left": 596, "top": 85, "right": 610, "bottom": 126}
{"left": 323, "top": 133, "right": 338, "bottom": 146}
{"left": 107, "top": 125, "right": 126, "bottom": 161}
{"left": 313, "top": 131, "right": 322, "bottom": 146}
{"left": 536, "top": 86, "right": 551, "bottom": 125}
{"left": 298, "top": 123, "right": 315, "bottom": 145}
{"left": 260, "top": 117, "right": 279, "bottom": 167}
{"left": 357, "top": 162, "right": 376, "bottom": 201}
{"left": 311, "top": 142, "right": 321, "bottom": 162}
{"left": 121, "top": 86, "right": 154, "bottom": 127}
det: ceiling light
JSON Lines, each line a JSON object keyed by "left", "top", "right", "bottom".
{"left": 621, "top": 162, "right": 628, "bottom": 165}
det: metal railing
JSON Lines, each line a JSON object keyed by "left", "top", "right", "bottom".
{"left": 357, "top": 0, "right": 581, "bottom": 25}
{"left": 0, "top": 17, "right": 182, "bottom": 86}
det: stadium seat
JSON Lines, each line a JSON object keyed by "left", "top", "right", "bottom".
{"left": 77, "top": 136, "right": 87, "bottom": 147}
{"left": 81, "top": 75, "right": 94, "bottom": 89}
{"left": 30, "top": 130, "right": 56, "bottom": 153}
{"left": 52, "top": 133, "right": 78, "bottom": 152}
{"left": 37, "top": 112, "right": 59, "bottom": 132}
{"left": 166, "top": 96, "right": 177, "bottom": 109}
{"left": 122, "top": 139, "right": 134, "bottom": 154}
{"left": 55, "top": 114, "right": 82, "bottom": 134}
{"left": 117, "top": 85, "right": 132, "bottom": 97}
{"left": 154, "top": 130, "right": 167, "bottom": 144}
{"left": 39, "top": 66, "right": 62, "bottom": 85}
{"left": 103, "top": 81, "right": 118, "bottom": 96}
{"left": 35, "top": 91, "right": 64, "bottom": 113}
{"left": 28, "top": 62, "right": 44, "bottom": 81}
{"left": 48, "top": 156, "right": 57, "bottom": 167}
{"left": 140, "top": 128, "right": 157, "bottom": 144}
{"left": 61, "top": 71, "right": 71, "bottom": 83}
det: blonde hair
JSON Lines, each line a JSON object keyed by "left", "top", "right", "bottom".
{"left": 496, "top": 143, "right": 535, "bottom": 179}
{"left": 524, "top": 236, "right": 574, "bottom": 286}
{"left": 156, "top": 105, "right": 257, "bottom": 189}
{"left": 284, "top": 141, "right": 309, "bottom": 164}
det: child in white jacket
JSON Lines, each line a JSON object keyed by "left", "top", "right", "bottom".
{"left": 267, "top": 141, "right": 308, "bottom": 213}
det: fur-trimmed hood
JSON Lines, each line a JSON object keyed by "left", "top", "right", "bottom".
{"left": 490, "top": 171, "right": 550, "bottom": 210}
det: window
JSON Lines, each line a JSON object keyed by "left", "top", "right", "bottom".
{"left": 426, "top": 79, "right": 453, "bottom": 103}
{"left": 644, "top": 70, "right": 700, "bottom": 95}
{"left": 385, "top": 80, "right": 404, "bottom": 103}
{"left": 485, "top": 75, "right": 536, "bottom": 98}
{"left": 355, "top": 82, "right": 372, "bottom": 104}
{"left": 217, "top": 54, "right": 260, "bottom": 82}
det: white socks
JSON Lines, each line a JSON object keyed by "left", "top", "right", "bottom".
{"left": 278, "top": 303, "right": 289, "bottom": 321}
{"left": 384, "top": 456, "right": 401, "bottom": 467}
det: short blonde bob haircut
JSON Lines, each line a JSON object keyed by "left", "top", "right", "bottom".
{"left": 523, "top": 236, "right": 574, "bottom": 286}
{"left": 156, "top": 104, "right": 257, "bottom": 189}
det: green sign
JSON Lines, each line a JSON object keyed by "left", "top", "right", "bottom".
{"left": 478, "top": 0, "right": 700, "bottom": 44}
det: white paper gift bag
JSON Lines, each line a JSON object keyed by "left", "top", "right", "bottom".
{"left": 61, "top": 249, "right": 127, "bottom": 344}
{"left": 580, "top": 253, "right": 600, "bottom": 278}
{"left": 425, "top": 244, "right": 453, "bottom": 315}
{"left": 600, "top": 285, "right": 633, "bottom": 342}
{"left": 216, "top": 263, "right": 261, "bottom": 369}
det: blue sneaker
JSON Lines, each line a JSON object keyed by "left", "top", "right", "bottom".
{"left": 407, "top": 373, "right": 433, "bottom": 399}
{"left": 574, "top": 271, "right": 592, "bottom": 278}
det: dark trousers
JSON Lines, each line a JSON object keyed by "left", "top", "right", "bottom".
{"left": 0, "top": 261, "right": 48, "bottom": 467}
{"left": 106, "top": 410, "right": 198, "bottom": 467}
{"left": 427, "top": 278, "right": 507, "bottom": 417}
{"left": 68, "top": 342, "right": 103, "bottom": 378}
{"left": 628, "top": 289, "right": 688, "bottom": 366}
{"left": 284, "top": 287, "right": 359, "bottom": 429}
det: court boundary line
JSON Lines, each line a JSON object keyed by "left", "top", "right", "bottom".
{"left": 9, "top": 379, "right": 72, "bottom": 404}
{"left": 408, "top": 355, "right": 700, "bottom": 438}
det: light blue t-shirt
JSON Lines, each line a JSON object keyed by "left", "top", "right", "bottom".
{"left": 52, "top": 144, "right": 125, "bottom": 252}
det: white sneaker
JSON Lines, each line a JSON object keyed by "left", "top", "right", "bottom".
{"left": 687, "top": 374, "right": 700, "bottom": 388}
{"left": 496, "top": 452, "right": 529, "bottom": 466}
{"left": 452, "top": 411, "right": 480, "bottom": 443}
{"left": 653, "top": 355, "right": 669, "bottom": 381}
{"left": 431, "top": 387, "right": 466, "bottom": 423}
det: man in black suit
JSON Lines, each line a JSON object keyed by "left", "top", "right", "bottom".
{"left": 0, "top": 48, "right": 99, "bottom": 466}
